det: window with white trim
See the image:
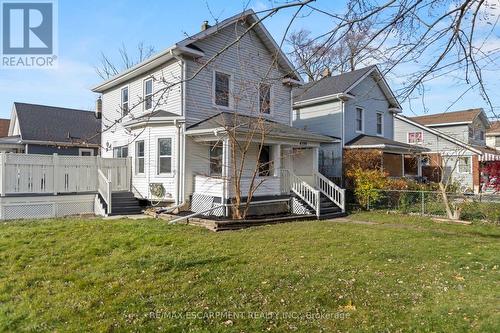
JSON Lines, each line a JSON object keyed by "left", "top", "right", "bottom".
{"left": 408, "top": 131, "right": 423, "bottom": 144}
{"left": 157, "top": 138, "right": 172, "bottom": 174}
{"left": 209, "top": 144, "right": 223, "bottom": 176}
{"left": 376, "top": 112, "right": 383, "bottom": 135}
{"left": 259, "top": 83, "right": 271, "bottom": 114}
{"left": 121, "top": 86, "right": 129, "bottom": 115}
{"left": 113, "top": 146, "right": 128, "bottom": 158}
{"left": 144, "top": 79, "right": 153, "bottom": 110}
{"left": 214, "top": 71, "right": 230, "bottom": 107}
{"left": 458, "top": 156, "right": 471, "bottom": 174}
{"left": 355, "top": 107, "right": 364, "bottom": 132}
{"left": 135, "top": 141, "right": 145, "bottom": 174}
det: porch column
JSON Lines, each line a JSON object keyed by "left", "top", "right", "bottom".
{"left": 417, "top": 155, "right": 422, "bottom": 177}
{"left": 222, "top": 138, "right": 231, "bottom": 217}
{"left": 272, "top": 144, "right": 281, "bottom": 177}
{"left": 312, "top": 147, "right": 319, "bottom": 173}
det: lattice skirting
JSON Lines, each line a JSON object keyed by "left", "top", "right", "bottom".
{"left": 0, "top": 194, "right": 96, "bottom": 220}
{"left": 190, "top": 193, "right": 224, "bottom": 217}
{"left": 290, "top": 197, "right": 313, "bottom": 215}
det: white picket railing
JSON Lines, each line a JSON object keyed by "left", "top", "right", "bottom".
{"left": 313, "top": 172, "right": 345, "bottom": 212}
{"left": 0, "top": 153, "right": 131, "bottom": 196}
{"left": 98, "top": 169, "right": 112, "bottom": 214}
{"left": 281, "top": 169, "right": 321, "bottom": 218}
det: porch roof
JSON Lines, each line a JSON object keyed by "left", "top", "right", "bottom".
{"left": 345, "top": 134, "right": 429, "bottom": 153}
{"left": 473, "top": 145, "right": 500, "bottom": 161}
{"left": 186, "top": 112, "right": 337, "bottom": 143}
{"left": 123, "top": 110, "right": 181, "bottom": 127}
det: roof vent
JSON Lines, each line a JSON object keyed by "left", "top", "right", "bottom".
{"left": 201, "top": 20, "right": 211, "bottom": 31}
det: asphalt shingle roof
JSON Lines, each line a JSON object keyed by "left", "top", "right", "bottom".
{"left": 487, "top": 121, "right": 500, "bottom": 134}
{"left": 0, "top": 119, "right": 10, "bottom": 137}
{"left": 14, "top": 103, "right": 101, "bottom": 145}
{"left": 293, "top": 66, "right": 376, "bottom": 103}
{"left": 187, "top": 112, "right": 334, "bottom": 142}
{"left": 410, "top": 109, "right": 482, "bottom": 126}
{"left": 345, "top": 134, "right": 428, "bottom": 151}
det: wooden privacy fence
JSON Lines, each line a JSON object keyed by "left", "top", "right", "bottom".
{"left": 0, "top": 153, "right": 131, "bottom": 196}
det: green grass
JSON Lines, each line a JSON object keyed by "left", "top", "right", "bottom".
{"left": 0, "top": 213, "right": 499, "bottom": 332}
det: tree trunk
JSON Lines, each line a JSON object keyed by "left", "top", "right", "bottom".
{"left": 438, "top": 182, "right": 457, "bottom": 220}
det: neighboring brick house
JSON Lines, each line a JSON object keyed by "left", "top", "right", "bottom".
{"left": 394, "top": 109, "right": 500, "bottom": 193}
{"left": 0, "top": 119, "right": 10, "bottom": 137}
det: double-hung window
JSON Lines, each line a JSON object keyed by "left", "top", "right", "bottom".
{"left": 158, "top": 138, "right": 172, "bottom": 174}
{"left": 259, "top": 83, "right": 271, "bottom": 114}
{"left": 144, "top": 78, "right": 153, "bottom": 110}
{"left": 113, "top": 145, "right": 128, "bottom": 158}
{"left": 376, "top": 112, "right": 383, "bottom": 135}
{"left": 408, "top": 131, "right": 423, "bottom": 144}
{"left": 135, "top": 141, "right": 145, "bottom": 174}
{"left": 214, "top": 71, "right": 230, "bottom": 107}
{"left": 458, "top": 156, "right": 471, "bottom": 174}
{"left": 121, "top": 86, "right": 129, "bottom": 115}
{"left": 209, "top": 144, "right": 223, "bottom": 176}
{"left": 356, "top": 107, "right": 364, "bottom": 132}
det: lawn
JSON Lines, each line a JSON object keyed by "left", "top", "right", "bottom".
{"left": 0, "top": 213, "right": 498, "bottom": 332}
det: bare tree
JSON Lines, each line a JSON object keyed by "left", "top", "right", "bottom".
{"left": 95, "top": 42, "right": 156, "bottom": 80}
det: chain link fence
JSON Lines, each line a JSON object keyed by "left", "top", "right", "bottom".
{"left": 346, "top": 189, "right": 500, "bottom": 223}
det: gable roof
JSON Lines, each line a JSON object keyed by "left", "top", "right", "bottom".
{"left": 0, "top": 119, "right": 10, "bottom": 137}
{"left": 92, "top": 10, "right": 300, "bottom": 93}
{"left": 487, "top": 121, "right": 500, "bottom": 135}
{"left": 344, "top": 134, "right": 428, "bottom": 152}
{"left": 186, "top": 112, "right": 335, "bottom": 143}
{"left": 293, "top": 65, "right": 401, "bottom": 110}
{"left": 13, "top": 103, "right": 101, "bottom": 145}
{"left": 394, "top": 114, "right": 483, "bottom": 155}
{"left": 410, "top": 108, "right": 485, "bottom": 126}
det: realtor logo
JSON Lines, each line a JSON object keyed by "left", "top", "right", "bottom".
{"left": 1, "top": 0, "right": 57, "bottom": 68}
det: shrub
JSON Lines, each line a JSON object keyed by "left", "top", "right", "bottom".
{"left": 348, "top": 168, "right": 387, "bottom": 209}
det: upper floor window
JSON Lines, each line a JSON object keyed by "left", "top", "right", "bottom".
{"left": 475, "top": 129, "right": 485, "bottom": 141}
{"left": 408, "top": 131, "right": 423, "bottom": 144}
{"left": 209, "top": 144, "right": 223, "bottom": 176}
{"left": 214, "top": 71, "right": 230, "bottom": 107}
{"left": 113, "top": 145, "right": 128, "bottom": 158}
{"left": 144, "top": 78, "right": 153, "bottom": 110}
{"left": 135, "top": 141, "right": 145, "bottom": 174}
{"left": 458, "top": 156, "right": 471, "bottom": 174}
{"left": 158, "top": 138, "right": 172, "bottom": 174}
{"left": 355, "top": 107, "right": 364, "bottom": 132}
{"left": 496, "top": 136, "right": 500, "bottom": 147}
{"left": 468, "top": 126, "right": 474, "bottom": 138}
{"left": 121, "top": 86, "right": 129, "bottom": 115}
{"left": 258, "top": 145, "right": 272, "bottom": 177}
{"left": 376, "top": 112, "right": 383, "bottom": 135}
{"left": 259, "top": 83, "right": 271, "bottom": 114}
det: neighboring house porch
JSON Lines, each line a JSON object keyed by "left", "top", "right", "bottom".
{"left": 344, "top": 134, "right": 429, "bottom": 179}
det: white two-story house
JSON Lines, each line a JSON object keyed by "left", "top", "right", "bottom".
{"left": 293, "top": 65, "right": 427, "bottom": 182}
{"left": 92, "top": 10, "right": 345, "bottom": 219}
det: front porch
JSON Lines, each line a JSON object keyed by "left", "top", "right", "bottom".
{"left": 185, "top": 112, "right": 346, "bottom": 219}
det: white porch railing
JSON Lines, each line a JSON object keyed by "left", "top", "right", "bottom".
{"left": 0, "top": 153, "right": 130, "bottom": 196}
{"left": 281, "top": 169, "right": 321, "bottom": 218}
{"left": 98, "top": 169, "right": 112, "bottom": 214}
{"left": 314, "top": 172, "right": 345, "bottom": 212}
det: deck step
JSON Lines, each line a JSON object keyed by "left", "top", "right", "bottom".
{"left": 109, "top": 191, "right": 143, "bottom": 216}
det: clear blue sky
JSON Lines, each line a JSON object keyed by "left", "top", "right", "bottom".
{"left": 0, "top": 0, "right": 498, "bottom": 119}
